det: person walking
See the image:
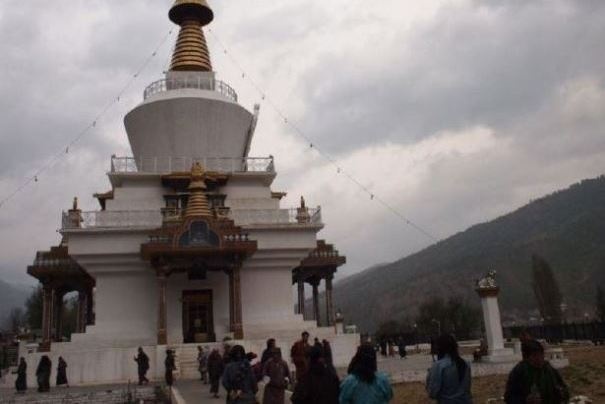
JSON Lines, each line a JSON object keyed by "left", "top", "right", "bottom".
{"left": 36, "top": 355, "right": 52, "bottom": 393}
{"left": 430, "top": 337, "right": 438, "bottom": 362}
{"left": 197, "top": 346, "right": 209, "bottom": 383}
{"left": 398, "top": 340, "right": 407, "bottom": 359}
{"left": 340, "top": 343, "right": 393, "bottom": 404}
{"left": 222, "top": 345, "right": 258, "bottom": 404}
{"left": 290, "top": 332, "right": 310, "bottom": 381}
{"left": 134, "top": 347, "right": 150, "bottom": 385}
{"left": 56, "top": 356, "right": 69, "bottom": 388}
{"left": 379, "top": 340, "right": 387, "bottom": 357}
{"left": 14, "top": 357, "right": 27, "bottom": 394}
{"left": 262, "top": 348, "right": 290, "bottom": 404}
{"left": 261, "top": 338, "right": 276, "bottom": 365}
{"left": 292, "top": 345, "right": 340, "bottom": 404}
{"left": 208, "top": 348, "right": 224, "bottom": 398}
{"left": 322, "top": 339, "right": 337, "bottom": 377}
{"left": 504, "top": 340, "right": 569, "bottom": 404}
{"left": 426, "top": 334, "right": 472, "bottom": 404}
{"left": 165, "top": 349, "right": 176, "bottom": 387}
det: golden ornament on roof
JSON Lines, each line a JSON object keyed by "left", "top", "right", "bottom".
{"left": 184, "top": 162, "right": 212, "bottom": 218}
{"left": 168, "top": 0, "right": 214, "bottom": 72}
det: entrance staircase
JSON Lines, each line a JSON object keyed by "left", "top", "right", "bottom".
{"left": 170, "top": 325, "right": 341, "bottom": 380}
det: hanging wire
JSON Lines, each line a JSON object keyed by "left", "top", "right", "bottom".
{"left": 0, "top": 28, "right": 174, "bottom": 209}
{"left": 207, "top": 28, "right": 439, "bottom": 242}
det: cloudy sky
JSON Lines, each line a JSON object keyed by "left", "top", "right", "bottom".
{"left": 1, "top": 0, "right": 605, "bottom": 285}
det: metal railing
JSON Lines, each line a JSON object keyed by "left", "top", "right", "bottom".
{"left": 144, "top": 77, "right": 238, "bottom": 102}
{"left": 228, "top": 208, "right": 322, "bottom": 226}
{"left": 62, "top": 210, "right": 163, "bottom": 230}
{"left": 309, "top": 249, "right": 340, "bottom": 258}
{"left": 32, "top": 258, "right": 74, "bottom": 267}
{"left": 62, "top": 207, "right": 322, "bottom": 230}
{"left": 110, "top": 156, "right": 275, "bottom": 174}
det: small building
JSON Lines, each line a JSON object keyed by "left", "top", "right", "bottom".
{"left": 23, "top": 0, "right": 357, "bottom": 385}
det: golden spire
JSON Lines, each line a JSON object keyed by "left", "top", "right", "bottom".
{"left": 184, "top": 162, "right": 212, "bottom": 218}
{"left": 169, "top": 0, "right": 214, "bottom": 72}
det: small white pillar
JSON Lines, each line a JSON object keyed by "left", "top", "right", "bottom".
{"left": 334, "top": 310, "right": 345, "bottom": 335}
{"left": 475, "top": 273, "right": 515, "bottom": 363}
{"left": 477, "top": 287, "right": 506, "bottom": 352}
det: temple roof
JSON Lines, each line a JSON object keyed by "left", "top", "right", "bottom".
{"left": 292, "top": 240, "right": 346, "bottom": 284}
{"left": 27, "top": 245, "right": 94, "bottom": 291}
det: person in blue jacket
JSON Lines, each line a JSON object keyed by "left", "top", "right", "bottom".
{"left": 339, "top": 343, "right": 393, "bottom": 404}
{"left": 426, "top": 334, "right": 472, "bottom": 404}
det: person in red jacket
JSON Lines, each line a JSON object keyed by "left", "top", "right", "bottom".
{"left": 290, "top": 332, "right": 310, "bottom": 381}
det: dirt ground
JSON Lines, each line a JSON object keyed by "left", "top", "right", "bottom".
{"left": 392, "top": 345, "right": 605, "bottom": 403}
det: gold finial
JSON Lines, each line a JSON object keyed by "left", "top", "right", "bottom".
{"left": 296, "top": 196, "right": 310, "bottom": 224}
{"left": 169, "top": 0, "right": 214, "bottom": 72}
{"left": 191, "top": 161, "right": 205, "bottom": 179}
{"left": 184, "top": 162, "right": 212, "bottom": 218}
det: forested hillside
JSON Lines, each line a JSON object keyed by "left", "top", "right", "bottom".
{"left": 333, "top": 176, "right": 605, "bottom": 332}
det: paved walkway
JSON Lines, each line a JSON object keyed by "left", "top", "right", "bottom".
{"left": 0, "top": 383, "right": 156, "bottom": 403}
{"left": 173, "top": 380, "right": 225, "bottom": 404}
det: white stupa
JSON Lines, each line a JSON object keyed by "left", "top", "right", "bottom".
{"left": 22, "top": 0, "right": 357, "bottom": 385}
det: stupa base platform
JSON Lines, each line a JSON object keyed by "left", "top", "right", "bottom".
{"left": 481, "top": 348, "right": 518, "bottom": 363}
{"left": 5, "top": 327, "right": 358, "bottom": 387}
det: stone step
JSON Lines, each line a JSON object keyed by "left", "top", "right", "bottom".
{"left": 0, "top": 385, "right": 156, "bottom": 404}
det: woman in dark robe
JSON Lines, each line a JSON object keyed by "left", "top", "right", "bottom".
{"left": 222, "top": 345, "right": 258, "bottom": 404}
{"left": 260, "top": 338, "right": 276, "bottom": 365}
{"left": 291, "top": 346, "right": 339, "bottom": 404}
{"left": 15, "top": 357, "right": 27, "bottom": 393}
{"left": 262, "top": 348, "right": 290, "bottom": 404}
{"left": 322, "top": 340, "right": 337, "bottom": 377}
{"left": 165, "top": 350, "right": 176, "bottom": 387}
{"left": 134, "top": 347, "right": 150, "bottom": 385}
{"left": 207, "top": 349, "right": 224, "bottom": 398}
{"left": 56, "top": 356, "right": 68, "bottom": 387}
{"left": 36, "top": 355, "right": 52, "bottom": 392}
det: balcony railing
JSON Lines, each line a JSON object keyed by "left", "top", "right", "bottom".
{"left": 62, "top": 208, "right": 322, "bottom": 230}
{"left": 144, "top": 77, "right": 238, "bottom": 102}
{"left": 228, "top": 208, "right": 322, "bottom": 226}
{"left": 62, "top": 210, "right": 163, "bottom": 230}
{"left": 110, "top": 156, "right": 275, "bottom": 175}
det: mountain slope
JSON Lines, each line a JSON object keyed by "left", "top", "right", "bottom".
{"left": 333, "top": 176, "right": 605, "bottom": 332}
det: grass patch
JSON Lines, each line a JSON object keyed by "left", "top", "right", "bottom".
{"left": 393, "top": 345, "right": 605, "bottom": 403}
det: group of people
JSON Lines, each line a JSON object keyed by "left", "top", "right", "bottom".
{"left": 13, "top": 355, "right": 69, "bottom": 394}
{"left": 194, "top": 340, "right": 289, "bottom": 403}
{"left": 425, "top": 334, "right": 570, "bottom": 404}
{"left": 289, "top": 331, "right": 393, "bottom": 404}
{"left": 14, "top": 332, "right": 571, "bottom": 404}
{"left": 159, "top": 331, "right": 394, "bottom": 404}
{"left": 378, "top": 339, "right": 407, "bottom": 359}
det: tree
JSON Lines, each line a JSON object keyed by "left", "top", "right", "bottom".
{"left": 597, "top": 286, "right": 605, "bottom": 322}
{"left": 24, "top": 287, "right": 81, "bottom": 340}
{"left": 532, "top": 255, "right": 563, "bottom": 324}
{"left": 25, "top": 286, "right": 43, "bottom": 330}
{"left": 447, "top": 297, "right": 482, "bottom": 338}
{"left": 415, "top": 296, "right": 481, "bottom": 340}
{"left": 376, "top": 320, "right": 402, "bottom": 339}
{"left": 8, "top": 308, "right": 25, "bottom": 334}
{"left": 61, "top": 296, "right": 79, "bottom": 339}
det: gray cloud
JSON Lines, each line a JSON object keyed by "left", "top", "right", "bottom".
{"left": 1, "top": 0, "right": 605, "bottom": 287}
{"left": 298, "top": 1, "right": 605, "bottom": 152}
